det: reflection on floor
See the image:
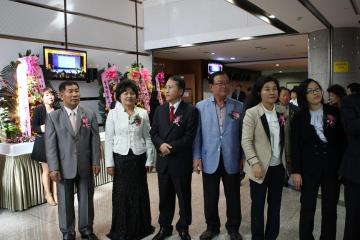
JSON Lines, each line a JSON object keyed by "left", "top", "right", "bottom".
{"left": 0, "top": 173, "right": 345, "bottom": 240}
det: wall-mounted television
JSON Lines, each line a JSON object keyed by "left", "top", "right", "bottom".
{"left": 44, "top": 47, "right": 87, "bottom": 80}
{"left": 208, "top": 63, "right": 223, "bottom": 75}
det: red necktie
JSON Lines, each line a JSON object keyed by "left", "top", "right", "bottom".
{"left": 169, "top": 106, "right": 175, "bottom": 123}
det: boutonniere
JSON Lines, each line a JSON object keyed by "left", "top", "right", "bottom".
{"left": 326, "top": 114, "right": 336, "bottom": 127}
{"left": 81, "top": 116, "right": 91, "bottom": 129}
{"left": 173, "top": 115, "right": 182, "bottom": 126}
{"left": 278, "top": 114, "right": 286, "bottom": 127}
{"left": 229, "top": 111, "right": 240, "bottom": 120}
{"left": 131, "top": 113, "right": 142, "bottom": 126}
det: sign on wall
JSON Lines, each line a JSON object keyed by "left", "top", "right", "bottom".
{"left": 333, "top": 61, "right": 349, "bottom": 73}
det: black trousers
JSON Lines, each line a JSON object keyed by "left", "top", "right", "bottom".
{"left": 157, "top": 171, "right": 192, "bottom": 232}
{"left": 343, "top": 180, "right": 360, "bottom": 240}
{"left": 299, "top": 174, "right": 340, "bottom": 240}
{"left": 250, "top": 164, "right": 285, "bottom": 240}
{"left": 202, "top": 156, "right": 241, "bottom": 233}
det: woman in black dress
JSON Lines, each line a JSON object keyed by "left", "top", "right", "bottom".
{"left": 31, "top": 87, "right": 57, "bottom": 205}
{"left": 105, "top": 80, "right": 155, "bottom": 240}
{"left": 291, "top": 79, "right": 346, "bottom": 240}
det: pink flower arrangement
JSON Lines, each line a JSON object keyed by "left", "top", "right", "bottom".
{"left": 173, "top": 115, "right": 182, "bottom": 126}
{"left": 25, "top": 56, "right": 40, "bottom": 76}
{"left": 156, "top": 72, "right": 165, "bottom": 84}
{"left": 131, "top": 70, "right": 141, "bottom": 79}
{"left": 155, "top": 71, "right": 166, "bottom": 105}
{"left": 326, "top": 114, "right": 336, "bottom": 127}
{"left": 103, "top": 66, "right": 119, "bottom": 81}
{"left": 278, "top": 114, "right": 286, "bottom": 127}
{"left": 82, "top": 116, "right": 91, "bottom": 129}
{"left": 230, "top": 111, "right": 240, "bottom": 120}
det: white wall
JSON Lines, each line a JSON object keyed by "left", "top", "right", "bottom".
{"left": 144, "top": 0, "right": 283, "bottom": 49}
{"left": 0, "top": 0, "right": 151, "bottom": 126}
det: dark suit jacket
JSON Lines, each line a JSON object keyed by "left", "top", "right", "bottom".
{"left": 32, "top": 104, "right": 47, "bottom": 135}
{"left": 150, "top": 101, "right": 199, "bottom": 176}
{"left": 231, "top": 91, "right": 246, "bottom": 102}
{"left": 340, "top": 93, "right": 360, "bottom": 184}
{"left": 291, "top": 104, "right": 346, "bottom": 177}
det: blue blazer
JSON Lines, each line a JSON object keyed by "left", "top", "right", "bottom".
{"left": 193, "top": 96, "right": 244, "bottom": 174}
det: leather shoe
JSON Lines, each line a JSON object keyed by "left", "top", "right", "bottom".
{"left": 178, "top": 230, "right": 191, "bottom": 240}
{"left": 63, "top": 232, "right": 75, "bottom": 240}
{"left": 229, "top": 232, "right": 243, "bottom": 240}
{"left": 152, "top": 227, "right": 172, "bottom": 240}
{"left": 199, "top": 229, "right": 220, "bottom": 240}
{"left": 81, "top": 233, "right": 98, "bottom": 240}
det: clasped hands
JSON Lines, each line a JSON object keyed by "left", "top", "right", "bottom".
{"left": 49, "top": 165, "right": 100, "bottom": 182}
{"left": 159, "top": 143, "right": 172, "bottom": 157}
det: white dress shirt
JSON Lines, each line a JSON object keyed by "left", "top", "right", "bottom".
{"left": 262, "top": 104, "right": 281, "bottom": 166}
{"left": 105, "top": 103, "right": 154, "bottom": 167}
{"left": 169, "top": 99, "right": 182, "bottom": 114}
{"left": 63, "top": 105, "right": 79, "bottom": 116}
{"left": 310, "top": 107, "right": 327, "bottom": 143}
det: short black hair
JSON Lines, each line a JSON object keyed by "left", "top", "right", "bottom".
{"left": 208, "top": 71, "right": 228, "bottom": 84}
{"left": 59, "top": 81, "right": 79, "bottom": 92}
{"left": 115, "top": 79, "right": 139, "bottom": 101}
{"left": 168, "top": 75, "right": 186, "bottom": 96}
{"left": 252, "top": 75, "right": 280, "bottom": 105}
{"left": 347, "top": 82, "right": 360, "bottom": 93}
{"left": 297, "top": 78, "right": 324, "bottom": 110}
{"left": 279, "top": 87, "right": 290, "bottom": 95}
{"left": 327, "top": 84, "right": 346, "bottom": 98}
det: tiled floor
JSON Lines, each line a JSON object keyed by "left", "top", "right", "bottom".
{"left": 0, "top": 173, "right": 345, "bottom": 240}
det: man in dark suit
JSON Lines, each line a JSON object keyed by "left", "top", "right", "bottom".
{"left": 150, "top": 75, "right": 199, "bottom": 240}
{"left": 340, "top": 92, "right": 360, "bottom": 240}
{"left": 231, "top": 82, "right": 246, "bottom": 102}
{"left": 45, "top": 81, "right": 101, "bottom": 240}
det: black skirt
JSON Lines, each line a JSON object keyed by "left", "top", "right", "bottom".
{"left": 106, "top": 150, "right": 154, "bottom": 240}
{"left": 31, "top": 135, "right": 46, "bottom": 163}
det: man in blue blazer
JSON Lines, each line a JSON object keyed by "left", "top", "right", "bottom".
{"left": 193, "top": 71, "right": 244, "bottom": 240}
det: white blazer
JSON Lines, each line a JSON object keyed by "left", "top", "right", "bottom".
{"left": 105, "top": 103, "right": 154, "bottom": 167}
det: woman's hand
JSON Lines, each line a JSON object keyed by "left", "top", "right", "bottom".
{"left": 40, "top": 124, "right": 45, "bottom": 133}
{"left": 252, "top": 163, "right": 263, "bottom": 180}
{"left": 107, "top": 167, "right": 115, "bottom": 176}
{"left": 291, "top": 174, "right": 302, "bottom": 190}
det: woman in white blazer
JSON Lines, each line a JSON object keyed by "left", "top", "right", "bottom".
{"left": 105, "top": 80, "right": 155, "bottom": 240}
{"left": 242, "top": 76, "right": 286, "bottom": 240}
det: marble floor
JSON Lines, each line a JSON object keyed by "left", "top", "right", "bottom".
{"left": 0, "top": 173, "right": 345, "bottom": 240}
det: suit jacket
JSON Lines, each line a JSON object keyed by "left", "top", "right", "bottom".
{"left": 242, "top": 103, "right": 286, "bottom": 184}
{"left": 291, "top": 104, "right": 345, "bottom": 177}
{"left": 32, "top": 104, "right": 47, "bottom": 135}
{"left": 45, "top": 106, "right": 101, "bottom": 179}
{"left": 193, "top": 97, "right": 244, "bottom": 174}
{"left": 105, "top": 104, "right": 154, "bottom": 167}
{"left": 340, "top": 93, "right": 360, "bottom": 184}
{"left": 231, "top": 91, "right": 246, "bottom": 102}
{"left": 150, "top": 101, "right": 199, "bottom": 177}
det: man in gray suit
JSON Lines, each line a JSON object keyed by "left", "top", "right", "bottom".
{"left": 45, "top": 81, "right": 101, "bottom": 240}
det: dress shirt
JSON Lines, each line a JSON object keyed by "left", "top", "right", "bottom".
{"left": 262, "top": 104, "right": 281, "bottom": 166}
{"left": 63, "top": 105, "right": 79, "bottom": 117}
{"left": 169, "top": 99, "right": 182, "bottom": 114}
{"left": 310, "top": 107, "right": 327, "bottom": 143}
{"left": 211, "top": 96, "right": 227, "bottom": 134}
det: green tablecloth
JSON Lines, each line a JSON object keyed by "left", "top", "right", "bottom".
{"left": 0, "top": 142, "right": 112, "bottom": 211}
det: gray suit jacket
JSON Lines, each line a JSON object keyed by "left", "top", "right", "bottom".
{"left": 45, "top": 106, "right": 101, "bottom": 179}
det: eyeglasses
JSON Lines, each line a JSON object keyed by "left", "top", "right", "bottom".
{"left": 213, "top": 82, "right": 229, "bottom": 86}
{"left": 306, "top": 88, "right": 322, "bottom": 94}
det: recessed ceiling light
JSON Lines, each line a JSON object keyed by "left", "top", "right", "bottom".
{"left": 230, "top": 57, "right": 236, "bottom": 60}
{"left": 217, "top": 57, "right": 225, "bottom": 61}
{"left": 275, "top": 64, "right": 280, "bottom": 67}
{"left": 238, "top": 36, "right": 253, "bottom": 41}
{"left": 211, "top": 52, "right": 216, "bottom": 55}
{"left": 269, "top": 15, "right": 276, "bottom": 19}
{"left": 279, "top": 70, "right": 283, "bottom": 73}
{"left": 180, "top": 44, "right": 193, "bottom": 47}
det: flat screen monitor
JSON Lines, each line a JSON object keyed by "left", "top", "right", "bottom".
{"left": 44, "top": 47, "right": 87, "bottom": 79}
{"left": 208, "top": 63, "right": 223, "bottom": 75}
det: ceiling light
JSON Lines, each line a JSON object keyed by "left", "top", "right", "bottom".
{"left": 259, "top": 15, "right": 270, "bottom": 24}
{"left": 217, "top": 57, "right": 225, "bottom": 61}
{"left": 275, "top": 64, "right": 280, "bottom": 67}
{"left": 230, "top": 57, "right": 236, "bottom": 60}
{"left": 269, "top": 14, "right": 276, "bottom": 19}
{"left": 238, "top": 36, "right": 253, "bottom": 41}
{"left": 180, "top": 44, "right": 193, "bottom": 47}
{"left": 279, "top": 70, "right": 283, "bottom": 73}
{"left": 211, "top": 52, "right": 216, "bottom": 55}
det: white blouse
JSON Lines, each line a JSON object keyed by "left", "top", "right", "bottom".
{"left": 262, "top": 104, "right": 281, "bottom": 166}
{"left": 310, "top": 107, "right": 327, "bottom": 143}
{"left": 105, "top": 103, "right": 154, "bottom": 168}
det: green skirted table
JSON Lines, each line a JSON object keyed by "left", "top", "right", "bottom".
{"left": 0, "top": 139, "right": 112, "bottom": 212}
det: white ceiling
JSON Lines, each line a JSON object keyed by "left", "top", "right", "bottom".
{"left": 226, "top": 58, "right": 308, "bottom": 72}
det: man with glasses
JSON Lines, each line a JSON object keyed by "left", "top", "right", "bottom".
{"left": 193, "top": 71, "right": 244, "bottom": 240}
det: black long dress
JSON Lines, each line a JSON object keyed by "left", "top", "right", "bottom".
{"left": 106, "top": 150, "right": 154, "bottom": 240}
{"left": 31, "top": 105, "right": 48, "bottom": 163}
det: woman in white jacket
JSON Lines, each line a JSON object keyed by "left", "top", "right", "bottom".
{"left": 105, "top": 79, "right": 155, "bottom": 240}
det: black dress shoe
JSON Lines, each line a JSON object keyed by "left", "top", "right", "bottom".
{"left": 178, "top": 231, "right": 191, "bottom": 240}
{"left": 81, "top": 233, "right": 98, "bottom": 240}
{"left": 152, "top": 228, "right": 172, "bottom": 240}
{"left": 199, "top": 229, "right": 220, "bottom": 240}
{"left": 229, "top": 232, "right": 243, "bottom": 240}
{"left": 63, "top": 233, "right": 76, "bottom": 240}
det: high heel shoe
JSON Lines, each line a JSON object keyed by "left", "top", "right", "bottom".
{"left": 45, "top": 194, "right": 56, "bottom": 206}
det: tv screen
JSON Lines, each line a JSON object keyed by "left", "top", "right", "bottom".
{"left": 44, "top": 47, "right": 87, "bottom": 79}
{"left": 208, "top": 63, "right": 223, "bottom": 75}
